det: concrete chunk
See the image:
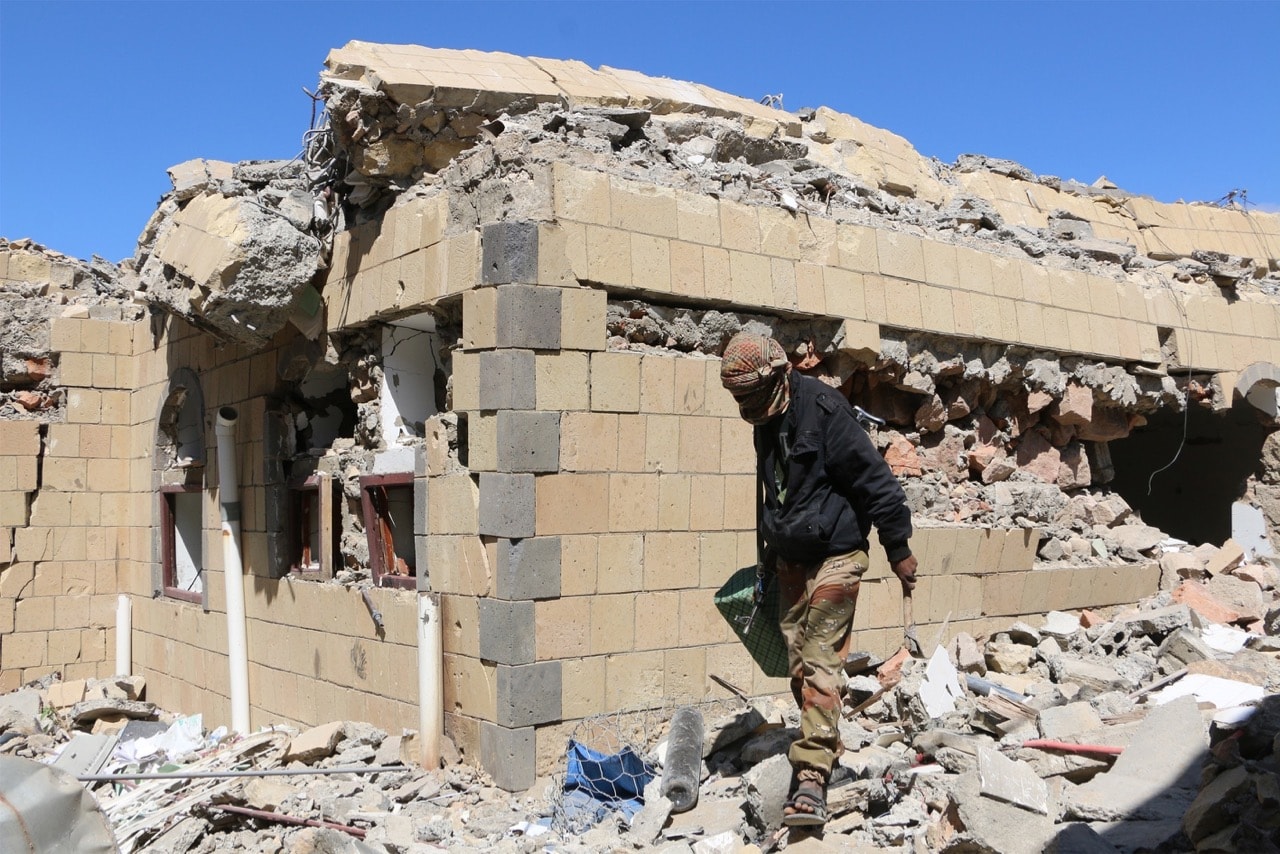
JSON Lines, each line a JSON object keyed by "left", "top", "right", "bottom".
{"left": 1066, "top": 695, "right": 1204, "bottom": 822}
{"left": 147, "top": 192, "right": 323, "bottom": 347}
{"left": 1048, "top": 656, "right": 1128, "bottom": 695}
{"left": 45, "top": 679, "right": 88, "bottom": 709}
{"left": 70, "top": 698, "right": 156, "bottom": 724}
{"left": 703, "top": 707, "right": 766, "bottom": 758}
{"left": 742, "top": 753, "right": 791, "bottom": 835}
{"left": 1159, "top": 552, "right": 1206, "bottom": 590}
{"left": 243, "top": 778, "right": 298, "bottom": 811}
{"left": 1172, "top": 581, "right": 1242, "bottom": 625}
{"left": 1204, "top": 539, "right": 1245, "bottom": 576}
{"left": 1206, "top": 573, "right": 1266, "bottom": 621}
{"left": 951, "top": 631, "right": 987, "bottom": 675}
{"left": 953, "top": 771, "right": 1057, "bottom": 854}
{"left": 1117, "top": 603, "right": 1192, "bottom": 638}
{"left": 1038, "top": 702, "right": 1103, "bottom": 741}
{"left": 285, "top": 721, "right": 345, "bottom": 763}
{"left": 1157, "top": 627, "right": 1215, "bottom": 667}
{"left": 1042, "top": 610, "right": 1082, "bottom": 639}
{"left": 978, "top": 746, "right": 1050, "bottom": 814}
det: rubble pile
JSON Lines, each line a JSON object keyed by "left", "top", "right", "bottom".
{"left": 2, "top": 539, "right": 1276, "bottom": 853}
{"left": 0, "top": 237, "right": 135, "bottom": 418}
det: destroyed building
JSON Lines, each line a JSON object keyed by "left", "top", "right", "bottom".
{"left": 2, "top": 41, "right": 1280, "bottom": 798}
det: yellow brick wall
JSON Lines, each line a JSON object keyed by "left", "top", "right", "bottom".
{"left": 550, "top": 163, "right": 1280, "bottom": 372}
{"left": 0, "top": 311, "right": 145, "bottom": 692}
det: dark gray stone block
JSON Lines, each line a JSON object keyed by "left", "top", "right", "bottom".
{"left": 477, "top": 350, "right": 536, "bottom": 411}
{"left": 266, "top": 531, "right": 289, "bottom": 580}
{"left": 479, "top": 722, "right": 536, "bottom": 792}
{"left": 264, "top": 484, "right": 287, "bottom": 534}
{"left": 478, "top": 473, "right": 535, "bottom": 539}
{"left": 415, "top": 444, "right": 428, "bottom": 478}
{"left": 495, "top": 537, "right": 561, "bottom": 600}
{"left": 413, "top": 477, "right": 427, "bottom": 537}
{"left": 494, "top": 285, "right": 561, "bottom": 350}
{"left": 482, "top": 221, "right": 539, "bottom": 285}
{"left": 478, "top": 599, "right": 535, "bottom": 665}
{"left": 496, "top": 662, "right": 562, "bottom": 728}
{"left": 496, "top": 410, "right": 560, "bottom": 473}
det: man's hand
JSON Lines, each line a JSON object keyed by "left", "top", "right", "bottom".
{"left": 891, "top": 555, "right": 918, "bottom": 593}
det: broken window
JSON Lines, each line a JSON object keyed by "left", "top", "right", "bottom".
{"left": 1108, "top": 400, "right": 1272, "bottom": 546}
{"left": 289, "top": 474, "right": 337, "bottom": 576}
{"left": 155, "top": 368, "right": 207, "bottom": 603}
{"left": 380, "top": 318, "right": 444, "bottom": 445}
{"left": 155, "top": 367, "right": 206, "bottom": 469}
{"left": 160, "top": 484, "right": 204, "bottom": 603}
{"left": 360, "top": 473, "right": 417, "bottom": 589}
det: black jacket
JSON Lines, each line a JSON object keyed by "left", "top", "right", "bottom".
{"left": 756, "top": 372, "right": 913, "bottom": 564}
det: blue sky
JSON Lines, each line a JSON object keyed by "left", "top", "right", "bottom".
{"left": 2, "top": 1, "right": 1277, "bottom": 263}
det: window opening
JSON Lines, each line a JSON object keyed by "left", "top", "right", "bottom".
{"left": 155, "top": 368, "right": 206, "bottom": 603}
{"left": 161, "top": 484, "right": 204, "bottom": 602}
{"left": 1108, "top": 401, "right": 1271, "bottom": 546}
{"left": 381, "top": 317, "right": 443, "bottom": 446}
{"left": 360, "top": 473, "right": 417, "bottom": 589}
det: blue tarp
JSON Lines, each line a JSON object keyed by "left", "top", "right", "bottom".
{"left": 560, "top": 739, "right": 655, "bottom": 827}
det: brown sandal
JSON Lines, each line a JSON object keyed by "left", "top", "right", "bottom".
{"left": 782, "top": 778, "right": 828, "bottom": 827}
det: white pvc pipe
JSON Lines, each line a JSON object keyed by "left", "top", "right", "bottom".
{"left": 115, "top": 595, "right": 131, "bottom": 676}
{"left": 215, "top": 406, "right": 250, "bottom": 734}
{"left": 417, "top": 592, "right": 443, "bottom": 769}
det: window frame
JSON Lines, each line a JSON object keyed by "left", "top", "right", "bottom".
{"left": 160, "top": 483, "right": 205, "bottom": 604}
{"left": 359, "top": 473, "right": 417, "bottom": 589}
{"left": 289, "top": 473, "right": 337, "bottom": 578}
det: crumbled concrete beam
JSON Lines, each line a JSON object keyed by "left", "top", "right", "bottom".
{"left": 127, "top": 159, "right": 327, "bottom": 348}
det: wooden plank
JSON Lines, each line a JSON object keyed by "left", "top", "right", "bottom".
{"left": 318, "top": 472, "right": 334, "bottom": 580}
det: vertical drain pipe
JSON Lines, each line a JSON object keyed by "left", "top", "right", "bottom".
{"left": 215, "top": 407, "right": 250, "bottom": 734}
{"left": 417, "top": 592, "right": 443, "bottom": 769}
{"left": 115, "top": 595, "right": 131, "bottom": 676}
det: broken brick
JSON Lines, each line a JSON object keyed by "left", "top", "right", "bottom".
{"left": 1049, "top": 383, "right": 1093, "bottom": 427}
{"left": 1171, "top": 582, "right": 1242, "bottom": 625}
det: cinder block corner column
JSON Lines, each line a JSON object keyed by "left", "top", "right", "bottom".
{"left": 462, "top": 221, "right": 587, "bottom": 790}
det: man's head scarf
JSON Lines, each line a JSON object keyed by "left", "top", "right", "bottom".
{"left": 720, "top": 333, "right": 791, "bottom": 424}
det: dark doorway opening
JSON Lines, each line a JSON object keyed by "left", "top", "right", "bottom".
{"left": 1108, "top": 402, "right": 1270, "bottom": 547}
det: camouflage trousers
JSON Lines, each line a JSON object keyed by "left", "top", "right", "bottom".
{"left": 775, "top": 549, "right": 867, "bottom": 777}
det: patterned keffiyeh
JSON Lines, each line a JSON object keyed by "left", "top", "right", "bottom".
{"left": 720, "top": 333, "right": 791, "bottom": 424}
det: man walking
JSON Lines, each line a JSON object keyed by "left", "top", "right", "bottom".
{"left": 719, "top": 332, "right": 918, "bottom": 827}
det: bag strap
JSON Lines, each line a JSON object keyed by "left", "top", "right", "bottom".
{"left": 753, "top": 427, "right": 766, "bottom": 572}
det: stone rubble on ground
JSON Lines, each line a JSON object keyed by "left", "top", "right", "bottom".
{"left": 0, "top": 541, "right": 1276, "bottom": 852}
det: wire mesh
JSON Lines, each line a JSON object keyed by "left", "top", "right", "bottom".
{"left": 547, "top": 698, "right": 743, "bottom": 834}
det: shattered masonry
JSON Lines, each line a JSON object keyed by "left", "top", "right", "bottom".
{"left": 1, "top": 41, "right": 1279, "bottom": 793}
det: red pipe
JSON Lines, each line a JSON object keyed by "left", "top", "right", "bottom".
{"left": 1022, "top": 739, "right": 1123, "bottom": 756}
